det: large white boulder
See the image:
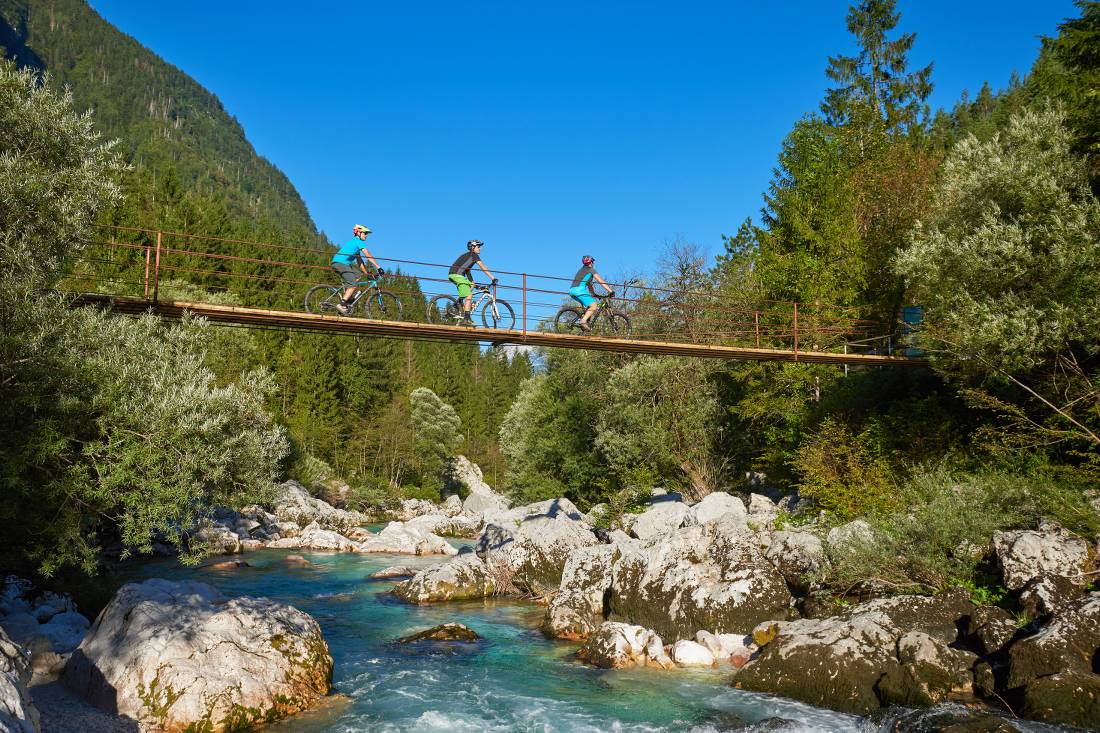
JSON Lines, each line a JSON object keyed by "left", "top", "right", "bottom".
{"left": 631, "top": 501, "right": 691, "bottom": 540}
{"left": 266, "top": 522, "right": 360, "bottom": 552}
{"left": 64, "top": 579, "right": 332, "bottom": 732}
{"left": 765, "top": 530, "right": 826, "bottom": 592}
{"left": 542, "top": 544, "right": 615, "bottom": 640}
{"left": 357, "top": 521, "right": 457, "bottom": 556}
{"left": 443, "top": 455, "right": 493, "bottom": 496}
{"left": 37, "top": 611, "right": 89, "bottom": 655}
{"left": 609, "top": 517, "right": 792, "bottom": 640}
{"left": 688, "top": 492, "right": 748, "bottom": 527}
{"left": 993, "top": 525, "right": 1093, "bottom": 591}
{"left": 736, "top": 590, "right": 976, "bottom": 714}
{"left": 191, "top": 520, "right": 242, "bottom": 555}
{"left": 392, "top": 555, "right": 498, "bottom": 604}
{"left": 440, "top": 494, "right": 463, "bottom": 517}
{"left": 272, "top": 480, "right": 369, "bottom": 533}
{"left": 577, "top": 622, "right": 669, "bottom": 669}
{"left": 462, "top": 488, "right": 511, "bottom": 516}
{"left": 392, "top": 498, "right": 439, "bottom": 521}
{"left": 670, "top": 639, "right": 715, "bottom": 667}
{"left": 0, "top": 626, "right": 40, "bottom": 733}
{"left": 476, "top": 510, "right": 598, "bottom": 596}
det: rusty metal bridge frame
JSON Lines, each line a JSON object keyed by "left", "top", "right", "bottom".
{"left": 67, "top": 226, "right": 926, "bottom": 368}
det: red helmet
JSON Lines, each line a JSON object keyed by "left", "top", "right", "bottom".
{"left": 581, "top": 255, "right": 595, "bottom": 266}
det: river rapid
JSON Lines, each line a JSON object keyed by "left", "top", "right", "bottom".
{"left": 118, "top": 545, "right": 1063, "bottom": 733}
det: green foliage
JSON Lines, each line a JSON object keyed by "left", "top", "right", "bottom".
{"left": 822, "top": 463, "right": 1099, "bottom": 593}
{"left": 0, "top": 59, "right": 285, "bottom": 576}
{"left": 955, "top": 575, "right": 1008, "bottom": 607}
{"left": 596, "top": 357, "right": 725, "bottom": 500}
{"left": 1027, "top": 1, "right": 1100, "bottom": 186}
{"left": 821, "top": 0, "right": 933, "bottom": 134}
{"left": 897, "top": 107, "right": 1100, "bottom": 373}
{"left": 499, "top": 353, "right": 613, "bottom": 507}
{"left": 1, "top": 310, "right": 287, "bottom": 576}
{"left": 792, "top": 418, "right": 898, "bottom": 521}
{"left": 409, "top": 387, "right": 462, "bottom": 485}
{"left": 0, "top": 61, "right": 126, "bottom": 296}
{"left": 896, "top": 107, "right": 1100, "bottom": 455}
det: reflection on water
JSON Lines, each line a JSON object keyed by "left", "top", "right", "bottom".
{"left": 123, "top": 549, "right": 863, "bottom": 732}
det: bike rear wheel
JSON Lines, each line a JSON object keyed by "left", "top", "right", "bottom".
{"left": 554, "top": 307, "right": 582, "bottom": 330}
{"left": 427, "top": 294, "right": 461, "bottom": 324}
{"left": 304, "top": 284, "right": 344, "bottom": 315}
{"left": 481, "top": 299, "right": 515, "bottom": 330}
{"left": 365, "top": 290, "right": 403, "bottom": 321}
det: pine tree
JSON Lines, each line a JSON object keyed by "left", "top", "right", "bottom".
{"left": 822, "top": 0, "right": 933, "bottom": 136}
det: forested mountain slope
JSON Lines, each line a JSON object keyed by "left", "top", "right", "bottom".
{"left": 0, "top": 0, "right": 532, "bottom": 504}
{"left": 0, "top": 0, "right": 319, "bottom": 241}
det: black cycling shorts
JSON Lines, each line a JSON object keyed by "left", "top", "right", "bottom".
{"left": 333, "top": 263, "right": 360, "bottom": 287}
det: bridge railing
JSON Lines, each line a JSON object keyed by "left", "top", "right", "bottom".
{"left": 65, "top": 225, "right": 884, "bottom": 354}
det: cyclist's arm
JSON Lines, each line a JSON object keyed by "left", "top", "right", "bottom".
{"left": 477, "top": 261, "right": 496, "bottom": 282}
{"left": 359, "top": 247, "right": 382, "bottom": 272}
{"left": 593, "top": 273, "right": 613, "bottom": 294}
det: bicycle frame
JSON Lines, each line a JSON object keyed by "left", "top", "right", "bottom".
{"left": 465, "top": 285, "right": 501, "bottom": 320}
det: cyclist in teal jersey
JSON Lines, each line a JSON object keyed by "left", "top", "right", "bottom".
{"left": 448, "top": 239, "right": 497, "bottom": 324}
{"left": 331, "top": 224, "right": 384, "bottom": 314}
{"left": 568, "top": 255, "right": 613, "bottom": 331}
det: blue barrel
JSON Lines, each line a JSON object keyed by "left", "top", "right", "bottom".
{"left": 899, "top": 306, "right": 923, "bottom": 356}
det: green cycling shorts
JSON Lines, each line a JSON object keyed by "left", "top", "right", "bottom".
{"left": 448, "top": 273, "right": 473, "bottom": 298}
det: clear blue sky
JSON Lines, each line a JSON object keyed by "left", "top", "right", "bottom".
{"left": 89, "top": 0, "right": 1079, "bottom": 281}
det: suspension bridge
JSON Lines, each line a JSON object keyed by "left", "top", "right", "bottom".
{"left": 66, "top": 226, "right": 926, "bottom": 367}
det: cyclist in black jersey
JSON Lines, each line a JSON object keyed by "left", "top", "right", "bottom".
{"left": 447, "top": 240, "right": 498, "bottom": 324}
{"left": 568, "top": 255, "right": 613, "bottom": 331}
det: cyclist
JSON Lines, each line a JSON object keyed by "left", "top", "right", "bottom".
{"left": 448, "top": 239, "right": 497, "bottom": 324}
{"left": 568, "top": 255, "right": 613, "bottom": 331}
{"left": 331, "top": 224, "right": 384, "bottom": 315}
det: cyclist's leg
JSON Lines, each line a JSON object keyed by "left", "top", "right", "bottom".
{"left": 334, "top": 264, "right": 360, "bottom": 302}
{"left": 448, "top": 274, "right": 473, "bottom": 315}
{"left": 569, "top": 286, "right": 597, "bottom": 325}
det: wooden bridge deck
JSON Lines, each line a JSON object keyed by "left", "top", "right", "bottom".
{"left": 77, "top": 295, "right": 926, "bottom": 367}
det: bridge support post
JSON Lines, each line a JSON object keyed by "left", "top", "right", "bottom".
{"left": 522, "top": 273, "right": 527, "bottom": 338}
{"left": 143, "top": 242, "right": 152, "bottom": 300}
{"left": 754, "top": 311, "right": 760, "bottom": 348}
{"left": 792, "top": 302, "right": 799, "bottom": 360}
{"left": 152, "top": 230, "right": 162, "bottom": 303}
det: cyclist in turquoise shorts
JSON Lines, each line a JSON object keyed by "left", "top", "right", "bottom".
{"left": 569, "top": 255, "right": 613, "bottom": 331}
{"left": 448, "top": 239, "right": 497, "bottom": 324}
{"left": 331, "top": 224, "right": 384, "bottom": 315}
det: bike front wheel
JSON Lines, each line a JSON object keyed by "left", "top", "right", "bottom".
{"left": 554, "top": 307, "right": 582, "bottom": 330}
{"left": 482, "top": 299, "right": 515, "bottom": 330}
{"left": 365, "top": 290, "right": 403, "bottom": 321}
{"left": 607, "top": 312, "right": 632, "bottom": 336}
{"left": 304, "top": 284, "right": 343, "bottom": 315}
{"left": 426, "top": 294, "right": 460, "bottom": 324}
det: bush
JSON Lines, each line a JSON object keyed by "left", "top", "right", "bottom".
{"left": 821, "top": 462, "right": 1099, "bottom": 594}
{"left": 792, "top": 419, "right": 898, "bottom": 521}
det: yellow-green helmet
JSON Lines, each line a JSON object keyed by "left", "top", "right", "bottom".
{"left": 353, "top": 224, "right": 372, "bottom": 236}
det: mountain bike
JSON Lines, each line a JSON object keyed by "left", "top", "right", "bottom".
{"left": 554, "top": 281, "right": 634, "bottom": 336}
{"left": 303, "top": 274, "right": 403, "bottom": 320}
{"left": 427, "top": 283, "right": 515, "bottom": 329}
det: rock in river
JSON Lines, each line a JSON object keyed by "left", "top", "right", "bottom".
{"left": 609, "top": 518, "right": 792, "bottom": 640}
{"left": 396, "top": 623, "right": 482, "bottom": 643}
{"left": 735, "top": 590, "right": 975, "bottom": 715}
{"left": 64, "top": 578, "right": 332, "bottom": 732}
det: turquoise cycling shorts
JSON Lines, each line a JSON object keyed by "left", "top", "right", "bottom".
{"left": 569, "top": 286, "right": 595, "bottom": 307}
